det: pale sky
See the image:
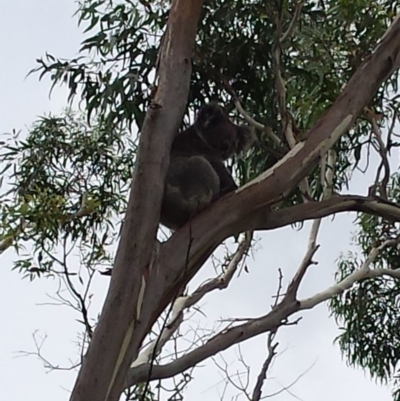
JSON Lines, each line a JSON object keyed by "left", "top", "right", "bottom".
{"left": 0, "top": 1, "right": 394, "bottom": 401}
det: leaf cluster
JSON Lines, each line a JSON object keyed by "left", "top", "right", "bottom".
{"left": 0, "top": 110, "right": 136, "bottom": 278}
{"left": 330, "top": 173, "right": 400, "bottom": 399}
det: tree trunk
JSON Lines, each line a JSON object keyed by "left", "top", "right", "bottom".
{"left": 70, "top": 1, "right": 205, "bottom": 400}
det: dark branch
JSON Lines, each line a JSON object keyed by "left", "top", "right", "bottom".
{"left": 250, "top": 195, "right": 400, "bottom": 232}
{"left": 126, "top": 300, "right": 298, "bottom": 387}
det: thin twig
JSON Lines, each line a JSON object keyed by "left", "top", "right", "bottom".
{"left": 251, "top": 331, "right": 278, "bottom": 401}
{"left": 280, "top": 1, "right": 305, "bottom": 44}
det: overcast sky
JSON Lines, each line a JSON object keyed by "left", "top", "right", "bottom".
{"left": 0, "top": 1, "right": 394, "bottom": 401}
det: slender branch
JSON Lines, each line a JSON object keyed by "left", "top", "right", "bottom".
{"left": 272, "top": 9, "right": 311, "bottom": 200}
{"left": 280, "top": 0, "right": 305, "bottom": 44}
{"left": 41, "top": 241, "right": 94, "bottom": 339}
{"left": 220, "top": 76, "right": 281, "bottom": 145}
{"left": 0, "top": 195, "right": 93, "bottom": 256}
{"left": 233, "top": 99, "right": 281, "bottom": 145}
{"left": 365, "top": 108, "right": 390, "bottom": 199}
{"left": 286, "top": 149, "right": 337, "bottom": 297}
{"left": 287, "top": 245, "right": 319, "bottom": 299}
{"left": 186, "top": 232, "right": 252, "bottom": 305}
{"left": 16, "top": 331, "right": 80, "bottom": 372}
{"left": 213, "top": 349, "right": 251, "bottom": 398}
{"left": 251, "top": 331, "right": 278, "bottom": 401}
{"left": 300, "top": 237, "right": 400, "bottom": 310}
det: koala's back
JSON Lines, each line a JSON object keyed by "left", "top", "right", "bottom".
{"left": 161, "top": 156, "right": 220, "bottom": 230}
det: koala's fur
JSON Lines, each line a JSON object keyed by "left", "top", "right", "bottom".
{"left": 160, "top": 103, "right": 255, "bottom": 231}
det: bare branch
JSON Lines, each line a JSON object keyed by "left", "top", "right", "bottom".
{"left": 16, "top": 331, "right": 80, "bottom": 372}
{"left": 126, "top": 300, "right": 299, "bottom": 387}
{"left": 272, "top": 10, "right": 311, "bottom": 200}
{"left": 300, "top": 237, "right": 400, "bottom": 310}
{"left": 233, "top": 99, "right": 281, "bottom": 146}
{"left": 213, "top": 350, "right": 251, "bottom": 399}
{"left": 251, "top": 332, "right": 278, "bottom": 401}
{"left": 41, "top": 241, "right": 94, "bottom": 340}
{"left": 287, "top": 245, "right": 319, "bottom": 300}
{"left": 267, "top": 360, "right": 316, "bottom": 399}
{"left": 186, "top": 232, "right": 252, "bottom": 305}
{"left": 220, "top": 76, "right": 281, "bottom": 145}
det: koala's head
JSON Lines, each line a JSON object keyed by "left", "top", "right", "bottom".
{"left": 194, "top": 103, "right": 255, "bottom": 159}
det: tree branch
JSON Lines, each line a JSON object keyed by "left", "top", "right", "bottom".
{"left": 300, "top": 237, "right": 400, "bottom": 310}
{"left": 251, "top": 195, "right": 400, "bottom": 231}
{"left": 280, "top": 1, "right": 305, "bottom": 44}
{"left": 286, "top": 149, "right": 337, "bottom": 298}
{"left": 251, "top": 331, "right": 278, "bottom": 401}
{"left": 126, "top": 300, "right": 299, "bottom": 386}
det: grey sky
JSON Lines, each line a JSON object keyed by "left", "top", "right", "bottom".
{"left": 0, "top": 1, "right": 394, "bottom": 400}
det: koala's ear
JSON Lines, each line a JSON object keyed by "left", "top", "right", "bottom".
{"left": 195, "top": 103, "right": 225, "bottom": 130}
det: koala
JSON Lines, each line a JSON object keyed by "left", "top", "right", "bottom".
{"left": 160, "top": 103, "right": 255, "bottom": 231}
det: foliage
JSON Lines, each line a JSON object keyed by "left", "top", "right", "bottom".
{"left": 0, "top": 110, "right": 136, "bottom": 279}
{"left": 2, "top": 0, "right": 400, "bottom": 398}
{"left": 330, "top": 173, "right": 400, "bottom": 400}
